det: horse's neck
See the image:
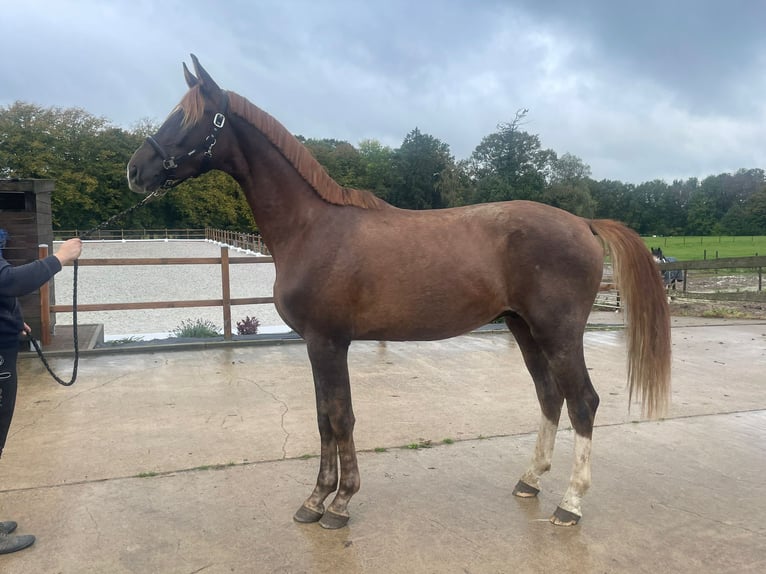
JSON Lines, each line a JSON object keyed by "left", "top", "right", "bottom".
{"left": 225, "top": 122, "right": 327, "bottom": 257}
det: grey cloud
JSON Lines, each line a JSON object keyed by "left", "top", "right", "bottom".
{"left": 1, "top": 0, "right": 765, "bottom": 184}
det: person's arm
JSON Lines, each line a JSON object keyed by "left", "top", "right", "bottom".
{"left": 0, "top": 256, "right": 62, "bottom": 297}
{"left": 0, "top": 238, "right": 82, "bottom": 297}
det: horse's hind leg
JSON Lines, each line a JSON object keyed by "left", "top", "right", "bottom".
{"left": 508, "top": 314, "right": 600, "bottom": 526}
{"left": 547, "top": 339, "right": 599, "bottom": 525}
{"left": 506, "top": 315, "right": 564, "bottom": 498}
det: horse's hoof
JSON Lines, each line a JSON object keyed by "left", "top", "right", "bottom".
{"left": 550, "top": 506, "right": 581, "bottom": 526}
{"left": 319, "top": 510, "right": 350, "bottom": 529}
{"left": 512, "top": 480, "right": 540, "bottom": 498}
{"left": 293, "top": 505, "right": 324, "bottom": 524}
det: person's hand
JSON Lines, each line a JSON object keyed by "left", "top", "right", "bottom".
{"left": 20, "top": 323, "right": 31, "bottom": 337}
{"left": 54, "top": 238, "right": 83, "bottom": 266}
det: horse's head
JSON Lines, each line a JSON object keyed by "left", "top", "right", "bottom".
{"left": 127, "top": 55, "right": 230, "bottom": 195}
{"left": 651, "top": 247, "right": 664, "bottom": 263}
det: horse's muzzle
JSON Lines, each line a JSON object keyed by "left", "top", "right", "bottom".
{"left": 126, "top": 162, "right": 151, "bottom": 195}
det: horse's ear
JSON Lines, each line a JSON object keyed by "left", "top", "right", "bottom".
{"left": 183, "top": 62, "right": 199, "bottom": 88}
{"left": 190, "top": 54, "right": 221, "bottom": 94}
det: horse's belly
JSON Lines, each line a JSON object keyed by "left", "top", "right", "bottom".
{"left": 351, "top": 290, "right": 500, "bottom": 341}
{"left": 356, "top": 319, "right": 485, "bottom": 342}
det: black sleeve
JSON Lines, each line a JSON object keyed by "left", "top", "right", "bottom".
{"left": 0, "top": 255, "right": 63, "bottom": 297}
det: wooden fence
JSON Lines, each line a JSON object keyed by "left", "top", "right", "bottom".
{"left": 38, "top": 245, "right": 275, "bottom": 346}
{"left": 593, "top": 255, "right": 766, "bottom": 310}
{"left": 595, "top": 265, "right": 620, "bottom": 310}
{"left": 658, "top": 255, "right": 765, "bottom": 301}
{"left": 54, "top": 228, "right": 207, "bottom": 241}
{"left": 54, "top": 228, "right": 270, "bottom": 255}
{"left": 204, "top": 228, "right": 270, "bottom": 255}
{"left": 36, "top": 243, "right": 766, "bottom": 347}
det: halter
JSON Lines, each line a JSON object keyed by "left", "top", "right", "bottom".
{"left": 145, "top": 93, "right": 229, "bottom": 189}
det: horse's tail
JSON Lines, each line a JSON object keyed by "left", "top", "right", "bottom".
{"left": 589, "top": 219, "right": 671, "bottom": 418}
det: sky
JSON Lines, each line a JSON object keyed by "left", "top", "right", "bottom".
{"left": 2, "top": 0, "right": 766, "bottom": 184}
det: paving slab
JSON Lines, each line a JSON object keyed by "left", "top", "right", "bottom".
{"left": 1, "top": 320, "right": 765, "bottom": 573}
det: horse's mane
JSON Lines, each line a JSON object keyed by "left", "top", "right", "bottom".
{"left": 176, "top": 86, "right": 384, "bottom": 210}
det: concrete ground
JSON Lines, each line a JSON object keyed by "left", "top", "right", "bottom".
{"left": 1, "top": 315, "right": 764, "bottom": 573}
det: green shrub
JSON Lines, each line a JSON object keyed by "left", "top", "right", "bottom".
{"left": 172, "top": 318, "right": 221, "bottom": 338}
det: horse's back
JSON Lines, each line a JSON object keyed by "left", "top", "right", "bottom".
{"left": 334, "top": 200, "right": 604, "bottom": 297}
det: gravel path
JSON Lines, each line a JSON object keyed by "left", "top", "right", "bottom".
{"left": 53, "top": 240, "right": 287, "bottom": 339}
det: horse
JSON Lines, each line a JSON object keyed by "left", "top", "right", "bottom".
{"left": 127, "top": 55, "right": 671, "bottom": 529}
{"left": 651, "top": 247, "right": 684, "bottom": 290}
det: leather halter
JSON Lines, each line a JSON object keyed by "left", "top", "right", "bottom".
{"left": 145, "top": 93, "right": 229, "bottom": 189}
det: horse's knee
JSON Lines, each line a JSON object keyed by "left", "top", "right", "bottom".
{"left": 329, "top": 409, "right": 355, "bottom": 438}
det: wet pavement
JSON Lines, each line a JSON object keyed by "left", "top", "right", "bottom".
{"left": 1, "top": 315, "right": 764, "bottom": 573}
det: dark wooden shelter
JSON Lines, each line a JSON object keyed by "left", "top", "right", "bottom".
{"left": 0, "top": 179, "right": 56, "bottom": 347}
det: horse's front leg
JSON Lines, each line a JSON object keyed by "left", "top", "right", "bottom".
{"left": 293, "top": 337, "right": 359, "bottom": 529}
{"left": 293, "top": 413, "right": 338, "bottom": 524}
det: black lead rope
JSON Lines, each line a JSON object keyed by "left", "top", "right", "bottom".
{"left": 28, "top": 190, "right": 167, "bottom": 386}
{"left": 27, "top": 261, "right": 81, "bottom": 386}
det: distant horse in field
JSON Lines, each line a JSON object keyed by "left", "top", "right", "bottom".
{"left": 127, "top": 55, "right": 671, "bottom": 528}
{"left": 651, "top": 247, "right": 684, "bottom": 290}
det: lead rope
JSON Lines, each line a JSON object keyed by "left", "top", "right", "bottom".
{"left": 27, "top": 190, "right": 167, "bottom": 386}
{"left": 27, "top": 262, "right": 81, "bottom": 386}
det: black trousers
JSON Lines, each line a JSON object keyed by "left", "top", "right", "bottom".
{"left": 0, "top": 346, "right": 18, "bottom": 457}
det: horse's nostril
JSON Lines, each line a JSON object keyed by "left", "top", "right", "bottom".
{"left": 129, "top": 165, "right": 138, "bottom": 179}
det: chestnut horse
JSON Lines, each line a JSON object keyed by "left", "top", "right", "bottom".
{"left": 127, "top": 55, "right": 671, "bottom": 529}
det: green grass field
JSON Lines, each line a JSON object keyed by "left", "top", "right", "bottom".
{"left": 642, "top": 236, "right": 766, "bottom": 261}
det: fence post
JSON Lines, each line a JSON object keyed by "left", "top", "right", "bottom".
{"left": 38, "top": 244, "right": 52, "bottom": 346}
{"left": 220, "top": 246, "right": 232, "bottom": 340}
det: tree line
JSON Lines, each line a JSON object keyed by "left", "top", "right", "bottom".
{"left": 2, "top": 101, "right": 765, "bottom": 236}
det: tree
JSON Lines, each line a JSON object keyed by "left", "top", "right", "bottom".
{"left": 0, "top": 101, "right": 145, "bottom": 229}
{"left": 722, "top": 189, "right": 766, "bottom": 235}
{"left": 549, "top": 152, "right": 591, "bottom": 185}
{"left": 745, "top": 190, "right": 766, "bottom": 234}
{"left": 356, "top": 138, "right": 396, "bottom": 201}
{"left": 540, "top": 183, "right": 596, "bottom": 217}
{"left": 436, "top": 159, "right": 472, "bottom": 208}
{"left": 467, "top": 110, "right": 555, "bottom": 204}
{"left": 540, "top": 153, "right": 595, "bottom": 217}
{"left": 298, "top": 137, "right": 364, "bottom": 188}
{"left": 7, "top": 99, "right": 766, "bottom": 236}
{"left": 685, "top": 191, "right": 718, "bottom": 235}
{"left": 162, "top": 171, "right": 257, "bottom": 231}
{"left": 388, "top": 128, "right": 454, "bottom": 209}
{"left": 654, "top": 178, "right": 694, "bottom": 235}
{"left": 627, "top": 180, "right": 670, "bottom": 235}
{"left": 719, "top": 203, "right": 755, "bottom": 235}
